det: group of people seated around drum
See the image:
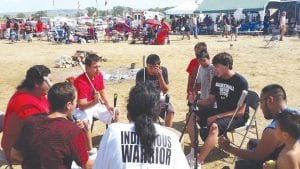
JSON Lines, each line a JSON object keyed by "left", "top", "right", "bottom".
{"left": 1, "top": 44, "right": 299, "bottom": 169}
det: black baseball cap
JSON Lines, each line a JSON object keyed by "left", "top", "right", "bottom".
{"left": 196, "top": 50, "right": 209, "bottom": 59}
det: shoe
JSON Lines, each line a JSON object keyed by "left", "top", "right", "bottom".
{"left": 186, "top": 151, "right": 194, "bottom": 165}
{"left": 186, "top": 151, "right": 201, "bottom": 168}
{"left": 88, "top": 148, "right": 98, "bottom": 155}
{"left": 189, "top": 158, "right": 202, "bottom": 169}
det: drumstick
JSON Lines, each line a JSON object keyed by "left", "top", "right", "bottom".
{"left": 143, "top": 55, "right": 146, "bottom": 82}
{"left": 112, "top": 93, "right": 118, "bottom": 120}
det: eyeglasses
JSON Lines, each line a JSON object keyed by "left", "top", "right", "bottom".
{"left": 259, "top": 94, "right": 286, "bottom": 103}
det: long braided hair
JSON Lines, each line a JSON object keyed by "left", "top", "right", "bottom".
{"left": 127, "top": 82, "right": 160, "bottom": 159}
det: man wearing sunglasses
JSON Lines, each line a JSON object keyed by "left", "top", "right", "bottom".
{"left": 219, "top": 84, "right": 300, "bottom": 169}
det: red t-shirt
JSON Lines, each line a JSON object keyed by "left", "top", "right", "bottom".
{"left": 15, "top": 114, "right": 88, "bottom": 169}
{"left": 186, "top": 58, "right": 200, "bottom": 76}
{"left": 36, "top": 22, "right": 43, "bottom": 33}
{"left": 74, "top": 72, "right": 105, "bottom": 101}
{"left": 1, "top": 90, "right": 49, "bottom": 159}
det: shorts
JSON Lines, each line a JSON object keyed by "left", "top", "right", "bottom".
{"left": 224, "top": 24, "right": 231, "bottom": 32}
{"left": 159, "top": 101, "right": 174, "bottom": 119}
{"left": 73, "top": 103, "right": 115, "bottom": 126}
{"left": 235, "top": 159, "right": 262, "bottom": 169}
{"left": 195, "top": 107, "right": 246, "bottom": 140}
{"left": 25, "top": 33, "right": 32, "bottom": 41}
{"left": 232, "top": 27, "right": 238, "bottom": 34}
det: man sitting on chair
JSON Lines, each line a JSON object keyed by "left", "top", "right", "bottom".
{"left": 73, "top": 54, "right": 119, "bottom": 155}
{"left": 219, "top": 84, "right": 300, "bottom": 169}
{"left": 186, "top": 52, "right": 248, "bottom": 166}
{"left": 136, "top": 54, "right": 174, "bottom": 127}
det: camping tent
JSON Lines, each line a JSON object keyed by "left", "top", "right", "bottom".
{"left": 195, "top": 0, "right": 271, "bottom": 13}
{"left": 165, "top": 1, "right": 202, "bottom": 15}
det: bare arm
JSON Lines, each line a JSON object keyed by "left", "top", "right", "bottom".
{"left": 207, "top": 103, "right": 246, "bottom": 124}
{"left": 197, "top": 94, "right": 215, "bottom": 108}
{"left": 10, "top": 147, "right": 23, "bottom": 164}
{"left": 77, "top": 97, "right": 98, "bottom": 110}
{"left": 84, "top": 159, "right": 94, "bottom": 169}
{"left": 219, "top": 128, "right": 282, "bottom": 161}
{"left": 99, "top": 89, "right": 112, "bottom": 110}
{"left": 2, "top": 112, "right": 24, "bottom": 163}
{"left": 155, "top": 67, "right": 169, "bottom": 94}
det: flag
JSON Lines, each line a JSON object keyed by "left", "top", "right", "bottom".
{"left": 105, "top": 0, "right": 107, "bottom": 6}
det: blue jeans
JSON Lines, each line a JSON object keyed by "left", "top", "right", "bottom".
{"left": 192, "top": 26, "right": 197, "bottom": 37}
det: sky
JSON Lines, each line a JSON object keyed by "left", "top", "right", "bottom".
{"left": 0, "top": 0, "right": 185, "bottom": 13}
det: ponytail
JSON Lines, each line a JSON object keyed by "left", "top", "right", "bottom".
{"left": 127, "top": 83, "right": 160, "bottom": 159}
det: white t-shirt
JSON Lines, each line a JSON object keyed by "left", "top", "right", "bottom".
{"left": 280, "top": 15, "right": 286, "bottom": 26}
{"left": 93, "top": 123, "right": 189, "bottom": 169}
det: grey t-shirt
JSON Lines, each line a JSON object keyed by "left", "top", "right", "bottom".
{"left": 195, "top": 64, "right": 215, "bottom": 99}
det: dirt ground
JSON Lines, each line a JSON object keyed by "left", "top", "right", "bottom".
{"left": 0, "top": 34, "right": 300, "bottom": 169}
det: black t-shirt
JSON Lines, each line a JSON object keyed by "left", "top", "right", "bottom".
{"left": 136, "top": 66, "right": 168, "bottom": 91}
{"left": 25, "top": 23, "right": 32, "bottom": 34}
{"left": 210, "top": 73, "right": 248, "bottom": 112}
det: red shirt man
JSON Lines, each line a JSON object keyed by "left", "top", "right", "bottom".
{"left": 74, "top": 72, "right": 105, "bottom": 102}
{"left": 73, "top": 54, "right": 118, "bottom": 153}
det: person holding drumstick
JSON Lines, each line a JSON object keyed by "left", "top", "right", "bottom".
{"left": 93, "top": 82, "right": 189, "bottom": 169}
{"left": 73, "top": 53, "right": 119, "bottom": 154}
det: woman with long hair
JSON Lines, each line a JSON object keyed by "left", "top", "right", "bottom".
{"left": 93, "top": 82, "right": 189, "bottom": 169}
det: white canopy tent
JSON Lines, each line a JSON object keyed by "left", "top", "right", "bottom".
{"left": 165, "top": 1, "right": 202, "bottom": 15}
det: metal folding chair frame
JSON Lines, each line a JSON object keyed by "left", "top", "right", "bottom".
{"left": 229, "top": 90, "right": 260, "bottom": 162}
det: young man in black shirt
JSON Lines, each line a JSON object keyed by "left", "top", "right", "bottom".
{"left": 136, "top": 54, "right": 174, "bottom": 127}
{"left": 186, "top": 52, "right": 248, "bottom": 167}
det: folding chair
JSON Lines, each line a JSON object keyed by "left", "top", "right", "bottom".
{"left": 229, "top": 90, "right": 260, "bottom": 161}
{"left": 264, "top": 28, "right": 280, "bottom": 47}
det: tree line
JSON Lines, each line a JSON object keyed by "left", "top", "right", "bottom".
{"left": 2, "top": 6, "right": 173, "bottom": 20}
